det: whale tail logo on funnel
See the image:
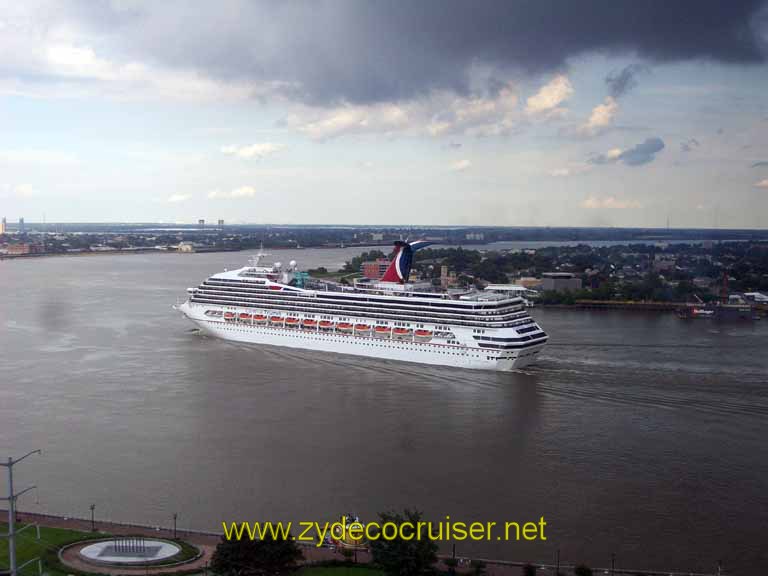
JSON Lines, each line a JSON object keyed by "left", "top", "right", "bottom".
{"left": 380, "top": 240, "right": 432, "bottom": 284}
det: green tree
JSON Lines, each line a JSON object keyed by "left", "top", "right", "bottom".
{"left": 341, "top": 548, "right": 354, "bottom": 563}
{"left": 573, "top": 564, "right": 593, "bottom": 576}
{"left": 471, "top": 560, "right": 487, "bottom": 576}
{"left": 369, "top": 509, "right": 438, "bottom": 576}
{"left": 210, "top": 533, "right": 303, "bottom": 576}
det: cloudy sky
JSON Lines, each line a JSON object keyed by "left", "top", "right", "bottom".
{"left": 1, "top": 0, "right": 768, "bottom": 227}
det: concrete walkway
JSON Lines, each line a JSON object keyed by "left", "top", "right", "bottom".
{"left": 11, "top": 511, "right": 723, "bottom": 576}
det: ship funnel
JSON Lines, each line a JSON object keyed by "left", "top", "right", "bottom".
{"left": 380, "top": 240, "right": 432, "bottom": 283}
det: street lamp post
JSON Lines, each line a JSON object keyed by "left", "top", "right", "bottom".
{"left": 90, "top": 504, "right": 96, "bottom": 532}
{"left": 1, "top": 450, "right": 42, "bottom": 576}
{"left": 173, "top": 513, "right": 178, "bottom": 539}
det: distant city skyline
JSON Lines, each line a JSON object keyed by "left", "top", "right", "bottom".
{"left": 1, "top": 1, "right": 767, "bottom": 228}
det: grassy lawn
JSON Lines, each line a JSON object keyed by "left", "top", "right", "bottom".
{"left": 1, "top": 523, "right": 198, "bottom": 576}
{"left": 1, "top": 523, "right": 100, "bottom": 575}
{"left": 298, "top": 567, "right": 385, "bottom": 576}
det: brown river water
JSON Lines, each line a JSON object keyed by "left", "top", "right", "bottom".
{"left": 1, "top": 249, "right": 767, "bottom": 574}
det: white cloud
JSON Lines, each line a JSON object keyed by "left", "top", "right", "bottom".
{"left": 582, "top": 195, "right": 642, "bottom": 209}
{"left": 13, "top": 184, "right": 36, "bottom": 197}
{"left": 167, "top": 193, "right": 190, "bottom": 203}
{"left": 286, "top": 82, "right": 520, "bottom": 140}
{"left": 450, "top": 159, "right": 472, "bottom": 172}
{"left": 221, "top": 143, "right": 284, "bottom": 159}
{"left": 208, "top": 186, "right": 257, "bottom": 199}
{"left": 46, "top": 43, "right": 116, "bottom": 81}
{"left": 0, "top": 9, "right": 268, "bottom": 103}
{"left": 754, "top": 179, "right": 768, "bottom": 188}
{"left": 579, "top": 96, "right": 619, "bottom": 135}
{"left": 590, "top": 138, "right": 664, "bottom": 166}
{"left": 286, "top": 102, "right": 410, "bottom": 140}
{"left": 525, "top": 75, "right": 573, "bottom": 118}
{"left": 604, "top": 147, "right": 623, "bottom": 160}
{"left": 0, "top": 184, "right": 37, "bottom": 199}
{"left": 550, "top": 163, "right": 592, "bottom": 177}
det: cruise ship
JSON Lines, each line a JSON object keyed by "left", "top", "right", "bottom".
{"left": 176, "top": 241, "right": 548, "bottom": 371}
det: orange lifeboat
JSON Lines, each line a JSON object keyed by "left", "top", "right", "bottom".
{"left": 392, "top": 327, "right": 412, "bottom": 340}
{"left": 239, "top": 313, "right": 252, "bottom": 321}
{"left": 374, "top": 326, "right": 391, "bottom": 338}
{"left": 319, "top": 320, "right": 334, "bottom": 330}
{"left": 414, "top": 329, "right": 433, "bottom": 342}
{"left": 285, "top": 317, "right": 299, "bottom": 327}
{"left": 302, "top": 319, "right": 318, "bottom": 328}
{"left": 354, "top": 324, "right": 371, "bottom": 334}
{"left": 223, "top": 312, "right": 235, "bottom": 320}
{"left": 254, "top": 315, "right": 267, "bottom": 324}
{"left": 269, "top": 315, "right": 284, "bottom": 324}
{"left": 336, "top": 322, "right": 353, "bottom": 333}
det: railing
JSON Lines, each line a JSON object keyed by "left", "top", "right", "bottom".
{"left": 190, "top": 296, "right": 536, "bottom": 329}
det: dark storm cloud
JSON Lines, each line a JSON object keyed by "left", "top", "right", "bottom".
{"left": 605, "top": 64, "right": 648, "bottom": 99}
{"left": 77, "top": 0, "right": 768, "bottom": 105}
{"left": 621, "top": 138, "right": 666, "bottom": 165}
{"left": 590, "top": 137, "right": 666, "bottom": 166}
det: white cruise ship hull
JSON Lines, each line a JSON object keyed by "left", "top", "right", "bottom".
{"left": 178, "top": 301, "right": 545, "bottom": 372}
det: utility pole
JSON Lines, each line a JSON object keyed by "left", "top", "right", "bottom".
{"left": 1, "top": 450, "right": 42, "bottom": 576}
{"left": 610, "top": 552, "right": 615, "bottom": 576}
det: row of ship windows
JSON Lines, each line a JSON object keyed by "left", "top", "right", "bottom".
{"left": 208, "top": 278, "right": 522, "bottom": 310}
{"left": 214, "top": 323, "right": 476, "bottom": 352}
{"left": 210, "top": 322, "right": 536, "bottom": 362}
{"left": 197, "top": 287, "right": 528, "bottom": 321}
{"left": 201, "top": 281, "right": 524, "bottom": 313}
{"left": 200, "top": 310, "right": 529, "bottom": 334}
{"left": 191, "top": 295, "right": 535, "bottom": 329}
{"left": 197, "top": 282, "right": 523, "bottom": 316}
{"left": 474, "top": 333, "right": 546, "bottom": 342}
{"left": 192, "top": 292, "right": 531, "bottom": 324}
{"left": 206, "top": 309, "right": 435, "bottom": 330}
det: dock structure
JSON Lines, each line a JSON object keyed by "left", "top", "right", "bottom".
{"left": 540, "top": 299, "right": 683, "bottom": 311}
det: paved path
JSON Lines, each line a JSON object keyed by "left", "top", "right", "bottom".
{"left": 13, "top": 511, "right": 356, "bottom": 573}
{"left": 11, "top": 511, "right": 722, "bottom": 576}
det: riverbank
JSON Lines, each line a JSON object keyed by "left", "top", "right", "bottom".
{"left": 5, "top": 511, "right": 728, "bottom": 576}
{"left": 0, "top": 248, "right": 180, "bottom": 260}
{"left": 541, "top": 300, "right": 681, "bottom": 311}
{"left": 538, "top": 299, "right": 767, "bottom": 316}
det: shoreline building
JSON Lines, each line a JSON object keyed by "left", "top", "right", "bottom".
{"left": 361, "top": 258, "right": 391, "bottom": 280}
{"left": 0, "top": 217, "right": 6, "bottom": 235}
{"left": 541, "top": 272, "right": 582, "bottom": 292}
